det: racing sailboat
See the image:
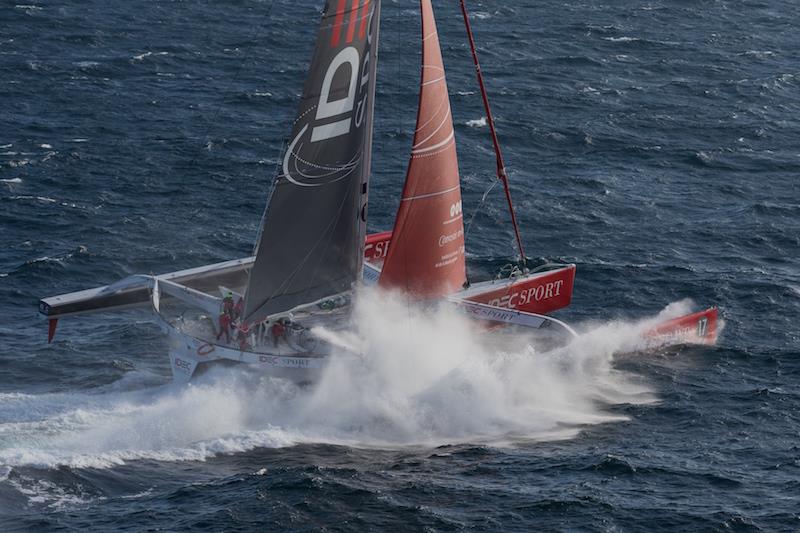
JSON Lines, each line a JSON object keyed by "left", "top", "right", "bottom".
{"left": 38, "top": 0, "right": 718, "bottom": 382}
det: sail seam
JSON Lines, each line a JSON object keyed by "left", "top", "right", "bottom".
{"left": 412, "top": 130, "right": 454, "bottom": 154}
{"left": 414, "top": 91, "right": 448, "bottom": 133}
{"left": 292, "top": 104, "right": 317, "bottom": 126}
{"left": 401, "top": 184, "right": 460, "bottom": 202}
{"left": 421, "top": 75, "right": 445, "bottom": 86}
{"left": 411, "top": 144, "right": 454, "bottom": 159}
{"left": 289, "top": 148, "right": 360, "bottom": 173}
{"left": 412, "top": 107, "right": 452, "bottom": 147}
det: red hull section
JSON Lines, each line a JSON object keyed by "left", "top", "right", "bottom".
{"left": 465, "top": 265, "right": 576, "bottom": 315}
{"left": 645, "top": 307, "right": 719, "bottom": 345}
{"left": 365, "top": 231, "right": 575, "bottom": 315}
{"left": 364, "top": 231, "right": 392, "bottom": 263}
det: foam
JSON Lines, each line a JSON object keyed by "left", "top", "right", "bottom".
{"left": 132, "top": 51, "right": 169, "bottom": 61}
{"left": 9, "top": 195, "right": 56, "bottom": 203}
{"left": 7, "top": 475, "right": 103, "bottom": 511}
{"left": 0, "top": 288, "right": 675, "bottom": 471}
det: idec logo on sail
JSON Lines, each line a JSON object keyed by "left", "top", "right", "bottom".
{"left": 283, "top": 0, "right": 377, "bottom": 188}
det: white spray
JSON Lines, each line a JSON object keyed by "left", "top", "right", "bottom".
{"left": 0, "top": 288, "right": 699, "bottom": 470}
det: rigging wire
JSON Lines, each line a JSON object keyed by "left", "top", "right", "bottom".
{"left": 463, "top": 177, "right": 499, "bottom": 243}
{"left": 458, "top": 0, "right": 528, "bottom": 270}
{"left": 461, "top": 177, "right": 499, "bottom": 288}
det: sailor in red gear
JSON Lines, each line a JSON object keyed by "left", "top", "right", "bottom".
{"left": 238, "top": 321, "right": 251, "bottom": 350}
{"left": 271, "top": 319, "right": 286, "bottom": 347}
{"left": 216, "top": 311, "right": 231, "bottom": 343}
{"left": 222, "top": 292, "right": 235, "bottom": 318}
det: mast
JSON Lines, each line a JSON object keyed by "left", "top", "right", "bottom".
{"left": 458, "top": 0, "right": 527, "bottom": 268}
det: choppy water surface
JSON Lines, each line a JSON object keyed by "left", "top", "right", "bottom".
{"left": 2, "top": 1, "right": 799, "bottom": 531}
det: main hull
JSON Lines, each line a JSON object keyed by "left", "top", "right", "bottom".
{"left": 154, "top": 312, "right": 329, "bottom": 383}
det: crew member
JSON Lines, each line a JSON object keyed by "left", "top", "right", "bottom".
{"left": 222, "top": 292, "right": 235, "bottom": 318}
{"left": 238, "top": 321, "right": 250, "bottom": 350}
{"left": 271, "top": 319, "right": 286, "bottom": 347}
{"left": 216, "top": 311, "right": 231, "bottom": 343}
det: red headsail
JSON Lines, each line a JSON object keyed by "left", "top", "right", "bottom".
{"left": 379, "top": 0, "right": 466, "bottom": 297}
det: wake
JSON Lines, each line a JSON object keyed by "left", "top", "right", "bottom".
{"left": 0, "top": 290, "right": 703, "bottom": 470}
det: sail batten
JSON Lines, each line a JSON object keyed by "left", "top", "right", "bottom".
{"left": 379, "top": 0, "right": 467, "bottom": 298}
{"left": 243, "top": 0, "right": 380, "bottom": 324}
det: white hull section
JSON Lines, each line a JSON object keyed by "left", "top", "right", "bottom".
{"left": 156, "top": 313, "right": 328, "bottom": 383}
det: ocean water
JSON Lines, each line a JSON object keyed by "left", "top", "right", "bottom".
{"left": 1, "top": 0, "right": 799, "bottom": 531}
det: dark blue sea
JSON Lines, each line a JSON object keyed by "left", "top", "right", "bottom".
{"left": 2, "top": 0, "right": 799, "bottom": 531}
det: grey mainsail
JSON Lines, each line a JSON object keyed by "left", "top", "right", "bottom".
{"left": 243, "top": 0, "right": 381, "bottom": 324}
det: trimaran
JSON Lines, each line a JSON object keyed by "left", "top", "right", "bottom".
{"left": 38, "top": 0, "right": 719, "bottom": 382}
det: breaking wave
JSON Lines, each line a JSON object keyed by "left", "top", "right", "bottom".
{"left": 0, "top": 289, "right": 692, "bottom": 470}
